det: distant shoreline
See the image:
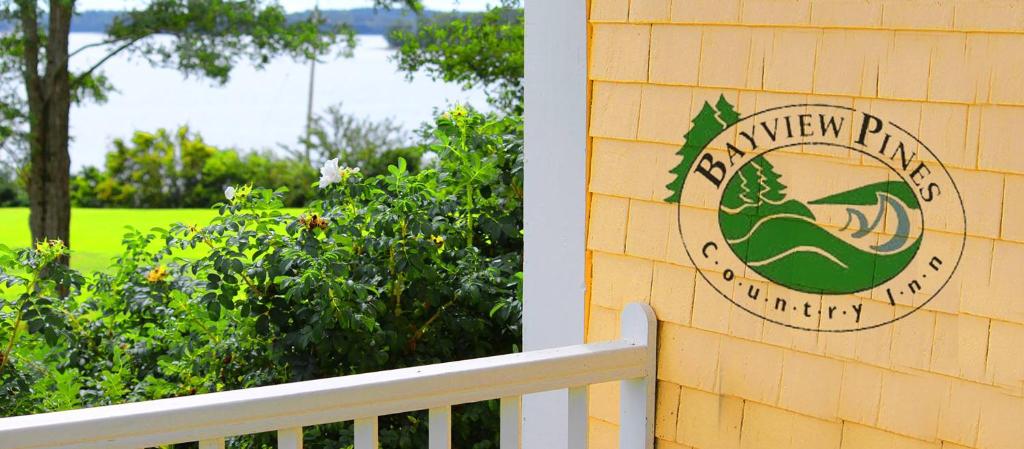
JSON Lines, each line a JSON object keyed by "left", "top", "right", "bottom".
{"left": 65, "top": 30, "right": 393, "bottom": 36}
{"left": 1, "top": 8, "right": 450, "bottom": 35}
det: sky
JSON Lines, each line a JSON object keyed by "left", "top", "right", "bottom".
{"left": 76, "top": 0, "right": 496, "bottom": 12}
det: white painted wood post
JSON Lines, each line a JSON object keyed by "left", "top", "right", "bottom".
{"left": 619, "top": 303, "right": 658, "bottom": 449}
{"left": 429, "top": 406, "right": 452, "bottom": 449}
{"left": 355, "top": 417, "right": 378, "bottom": 449}
{"left": 500, "top": 396, "right": 522, "bottom": 448}
{"left": 198, "top": 438, "right": 224, "bottom": 449}
{"left": 567, "top": 386, "right": 588, "bottom": 449}
{"left": 522, "top": 0, "right": 589, "bottom": 447}
{"left": 277, "top": 428, "right": 302, "bottom": 449}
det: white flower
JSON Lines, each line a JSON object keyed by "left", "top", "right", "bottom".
{"left": 319, "top": 158, "right": 342, "bottom": 189}
{"left": 224, "top": 186, "right": 236, "bottom": 201}
{"left": 318, "top": 159, "right": 360, "bottom": 189}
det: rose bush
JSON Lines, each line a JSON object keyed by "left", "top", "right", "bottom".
{"left": 0, "top": 107, "right": 523, "bottom": 449}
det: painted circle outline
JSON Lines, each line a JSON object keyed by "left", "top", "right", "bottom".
{"left": 674, "top": 104, "right": 967, "bottom": 333}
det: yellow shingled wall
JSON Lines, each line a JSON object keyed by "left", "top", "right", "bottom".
{"left": 583, "top": 1, "right": 1024, "bottom": 449}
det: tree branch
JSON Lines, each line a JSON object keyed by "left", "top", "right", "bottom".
{"left": 71, "top": 36, "right": 145, "bottom": 89}
{"left": 0, "top": 306, "right": 24, "bottom": 378}
{"left": 69, "top": 39, "right": 127, "bottom": 59}
{"left": 406, "top": 298, "right": 455, "bottom": 349}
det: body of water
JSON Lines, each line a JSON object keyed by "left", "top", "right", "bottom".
{"left": 69, "top": 33, "right": 488, "bottom": 170}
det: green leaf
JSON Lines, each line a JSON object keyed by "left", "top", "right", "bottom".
{"left": 207, "top": 300, "right": 221, "bottom": 321}
{"left": 219, "top": 294, "right": 234, "bottom": 311}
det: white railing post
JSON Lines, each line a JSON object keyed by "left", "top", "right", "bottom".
{"left": 619, "top": 303, "right": 658, "bottom": 449}
{"left": 499, "top": 395, "right": 522, "bottom": 448}
{"left": 355, "top": 417, "right": 378, "bottom": 449}
{"left": 198, "top": 438, "right": 224, "bottom": 449}
{"left": 278, "top": 427, "right": 302, "bottom": 449}
{"left": 567, "top": 386, "right": 588, "bottom": 449}
{"left": 429, "top": 406, "right": 452, "bottom": 449}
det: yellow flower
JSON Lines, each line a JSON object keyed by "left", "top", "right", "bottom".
{"left": 430, "top": 235, "right": 445, "bottom": 247}
{"left": 35, "top": 239, "right": 65, "bottom": 252}
{"left": 146, "top": 265, "right": 169, "bottom": 283}
{"left": 339, "top": 166, "right": 361, "bottom": 179}
{"left": 299, "top": 214, "right": 329, "bottom": 231}
{"left": 33, "top": 239, "right": 67, "bottom": 263}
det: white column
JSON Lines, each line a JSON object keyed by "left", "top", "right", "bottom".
{"left": 523, "top": 0, "right": 589, "bottom": 448}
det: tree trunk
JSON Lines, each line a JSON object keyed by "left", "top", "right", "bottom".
{"left": 22, "top": 1, "right": 74, "bottom": 264}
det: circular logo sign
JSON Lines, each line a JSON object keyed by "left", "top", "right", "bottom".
{"left": 666, "top": 100, "right": 965, "bottom": 332}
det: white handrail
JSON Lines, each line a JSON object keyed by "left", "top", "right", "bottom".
{"left": 0, "top": 303, "right": 657, "bottom": 449}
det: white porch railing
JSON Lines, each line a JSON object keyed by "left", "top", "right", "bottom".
{"left": 0, "top": 303, "right": 657, "bottom": 449}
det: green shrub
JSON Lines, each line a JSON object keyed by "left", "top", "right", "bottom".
{"left": 70, "top": 127, "right": 318, "bottom": 209}
{"left": 72, "top": 106, "right": 427, "bottom": 211}
{"left": 0, "top": 108, "right": 522, "bottom": 449}
{"left": 0, "top": 163, "right": 26, "bottom": 207}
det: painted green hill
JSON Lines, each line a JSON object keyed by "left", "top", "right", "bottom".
{"left": 719, "top": 200, "right": 814, "bottom": 241}
{"left": 724, "top": 214, "right": 920, "bottom": 294}
{"left": 809, "top": 180, "right": 920, "bottom": 210}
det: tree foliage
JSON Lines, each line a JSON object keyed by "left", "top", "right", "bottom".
{"left": 98, "top": 0, "right": 352, "bottom": 84}
{"left": 388, "top": 0, "right": 523, "bottom": 113}
{"left": 0, "top": 32, "right": 25, "bottom": 163}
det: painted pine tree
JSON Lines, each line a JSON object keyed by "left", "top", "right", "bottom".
{"left": 736, "top": 165, "right": 763, "bottom": 205}
{"left": 730, "top": 159, "right": 789, "bottom": 209}
{"left": 752, "top": 158, "right": 787, "bottom": 203}
{"left": 664, "top": 100, "right": 728, "bottom": 203}
{"left": 715, "top": 95, "right": 740, "bottom": 126}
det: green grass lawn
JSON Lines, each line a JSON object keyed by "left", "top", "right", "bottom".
{"left": 0, "top": 208, "right": 283, "bottom": 273}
